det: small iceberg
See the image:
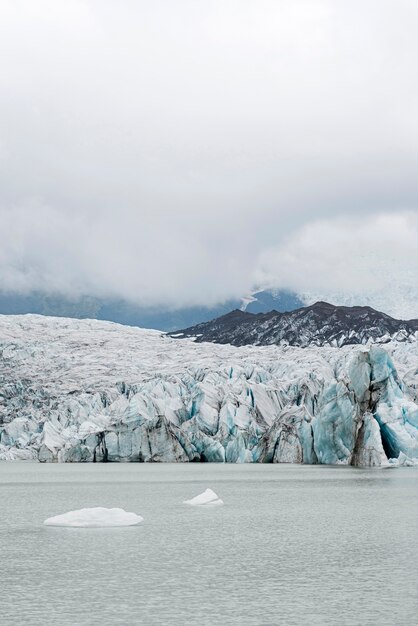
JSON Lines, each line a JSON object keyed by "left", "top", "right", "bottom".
{"left": 44, "top": 507, "right": 144, "bottom": 527}
{"left": 183, "top": 488, "right": 223, "bottom": 506}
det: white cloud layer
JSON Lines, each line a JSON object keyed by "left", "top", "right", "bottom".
{"left": 0, "top": 1, "right": 417, "bottom": 307}
{"left": 255, "top": 212, "right": 418, "bottom": 317}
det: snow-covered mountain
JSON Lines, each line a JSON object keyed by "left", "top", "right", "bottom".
{"left": 1, "top": 315, "right": 418, "bottom": 466}
{"left": 172, "top": 301, "right": 418, "bottom": 347}
{"left": 240, "top": 289, "right": 303, "bottom": 314}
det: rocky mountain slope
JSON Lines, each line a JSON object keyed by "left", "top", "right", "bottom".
{"left": 1, "top": 315, "right": 418, "bottom": 466}
{"left": 171, "top": 301, "right": 418, "bottom": 347}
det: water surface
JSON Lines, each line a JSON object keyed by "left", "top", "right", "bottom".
{"left": 1, "top": 463, "right": 417, "bottom": 625}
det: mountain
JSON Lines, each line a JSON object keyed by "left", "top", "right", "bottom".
{"left": 1, "top": 314, "right": 418, "bottom": 466}
{"left": 170, "top": 301, "right": 418, "bottom": 347}
{"left": 0, "top": 289, "right": 304, "bottom": 331}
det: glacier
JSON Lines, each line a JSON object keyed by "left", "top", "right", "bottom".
{"left": 1, "top": 315, "right": 418, "bottom": 467}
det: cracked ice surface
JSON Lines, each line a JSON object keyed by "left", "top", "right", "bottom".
{"left": 0, "top": 315, "right": 418, "bottom": 466}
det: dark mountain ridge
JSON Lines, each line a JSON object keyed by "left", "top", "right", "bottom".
{"left": 170, "top": 301, "right": 418, "bottom": 347}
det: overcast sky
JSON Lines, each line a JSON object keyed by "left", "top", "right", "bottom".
{"left": 1, "top": 0, "right": 417, "bottom": 308}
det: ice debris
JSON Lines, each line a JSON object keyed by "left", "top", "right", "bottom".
{"left": 184, "top": 488, "right": 223, "bottom": 506}
{"left": 388, "top": 452, "right": 418, "bottom": 467}
{"left": 44, "top": 507, "right": 144, "bottom": 527}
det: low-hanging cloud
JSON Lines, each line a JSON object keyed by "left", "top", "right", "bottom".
{"left": 255, "top": 211, "right": 418, "bottom": 293}
{"left": 1, "top": 1, "right": 418, "bottom": 308}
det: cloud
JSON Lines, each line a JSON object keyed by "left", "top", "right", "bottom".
{"left": 254, "top": 212, "right": 418, "bottom": 318}
{"left": 0, "top": 1, "right": 417, "bottom": 306}
{"left": 255, "top": 211, "right": 418, "bottom": 291}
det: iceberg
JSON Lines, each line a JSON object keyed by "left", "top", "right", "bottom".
{"left": 183, "top": 488, "right": 223, "bottom": 506}
{"left": 44, "top": 507, "right": 144, "bottom": 527}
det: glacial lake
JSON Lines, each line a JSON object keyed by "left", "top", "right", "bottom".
{"left": 1, "top": 463, "right": 417, "bottom": 626}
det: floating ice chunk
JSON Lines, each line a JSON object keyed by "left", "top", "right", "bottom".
{"left": 388, "top": 452, "right": 418, "bottom": 467}
{"left": 44, "top": 507, "right": 144, "bottom": 527}
{"left": 183, "top": 488, "right": 223, "bottom": 506}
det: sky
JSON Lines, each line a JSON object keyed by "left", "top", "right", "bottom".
{"left": 1, "top": 0, "right": 417, "bottom": 309}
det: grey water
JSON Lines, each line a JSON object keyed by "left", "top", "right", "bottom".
{"left": 1, "top": 463, "right": 417, "bottom": 626}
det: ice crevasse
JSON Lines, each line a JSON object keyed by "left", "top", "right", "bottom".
{"left": 1, "top": 316, "right": 418, "bottom": 467}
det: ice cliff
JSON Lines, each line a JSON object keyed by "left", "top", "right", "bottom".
{"left": 1, "top": 315, "right": 418, "bottom": 467}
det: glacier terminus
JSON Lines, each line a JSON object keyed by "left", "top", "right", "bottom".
{"left": 1, "top": 314, "right": 418, "bottom": 467}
